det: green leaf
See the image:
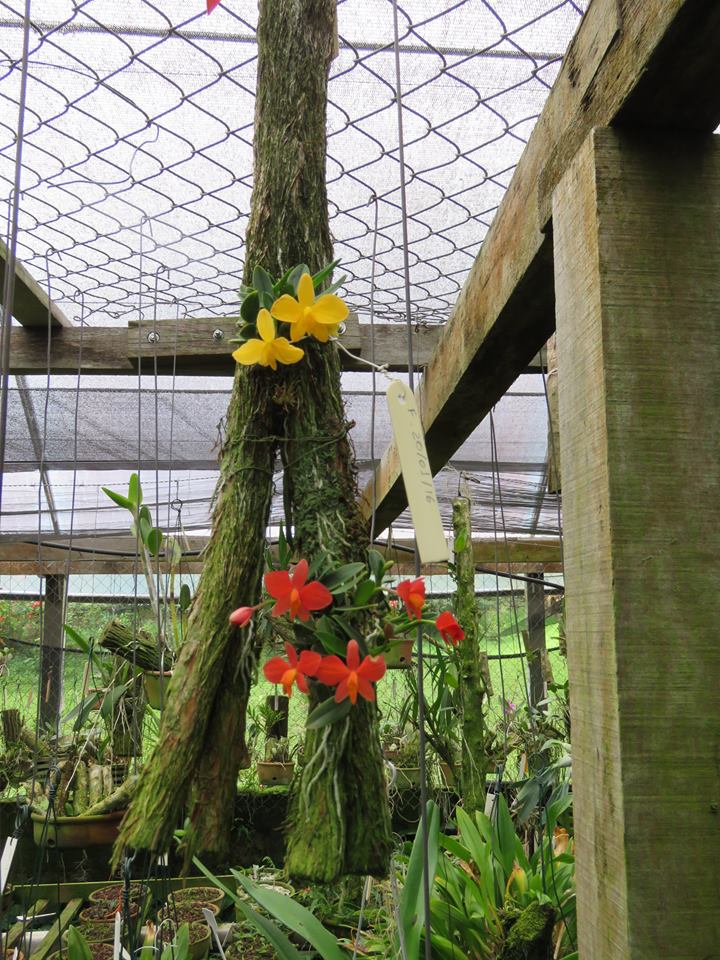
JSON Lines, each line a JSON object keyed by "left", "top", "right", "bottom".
{"left": 240, "top": 291, "right": 260, "bottom": 325}
{"left": 311, "top": 259, "right": 340, "bottom": 291}
{"left": 139, "top": 515, "right": 152, "bottom": 546}
{"left": 146, "top": 527, "right": 163, "bottom": 557}
{"left": 234, "top": 873, "right": 347, "bottom": 960}
{"left": 368, "top": 548, "right": 386, "bottom": 584}
{"left": 398, "top": 800, "right": 440, "bottom": 959}
{"left": 277, "top": 524, "right": 291, "bottom": 568}
{"left": 353, "top": 579, "right": 379, "bottom": 607}
{"left": 102, "top": 487, "right": 134, "bottom": 512}
{"left": 287, "top": 264, "right": 310, "bottom": 294}
{"left": 160, "top": 923, "right": 190, "bottom": 960}
{"left": 66, "top": 925, "right": 92, "bottom": 960}
{"left": 320, "top": 273, "right": 348, "bottom": 297}
{"left": 235, "top": 901, "right": 304, "bottom": 960}
{"left": 128, "top": 473, "right": 142, "bottom": 506}
{"left": 454, "top": 527, "right": 468, "bottom": 553}
{"left": 64, "top": 624, "right": 90, "bottom": 653}
{"left": 253, "top": 265, "right": 275, "bottom": 309}
{"left": 315, "top": 617, "right": 346, "bottom": 656}
{"left": 322, "top": 562, "right": 366, "bottom": 594}
{"left": 306, "top": 696, "right": 352, "bottom": 730}
{"left": 429, "top": 933, "right": 472, "bottom": 960}
{"left": 100, "top": 682, "right": 131, "bottom": 721}
{"left": 179, "top": 584, "right": 192, "bottom": 611}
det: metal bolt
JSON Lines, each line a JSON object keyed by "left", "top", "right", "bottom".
{"left": 212, "top": 328, "right": 225, "bottom": 342}
{"left": 337, "top": 321, "right": 346, "bottom": 336}
{"left": 146, "top": 330, "right": 160, "bottom": 344}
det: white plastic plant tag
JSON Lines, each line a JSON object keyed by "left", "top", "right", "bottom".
{"left": 0, "top": 837, "right": 18, "bottom": 894}
{"left": 202, "top": 908, "right": 227, "bottom": 960}
{"left": 156, "top": 851, "right": 169, "bottom": 867}
{"left": 386, "top": 380, "right": 449, "bottom": 564}
{"left": 113, "top": 911, "right": 122, "bottom": 960}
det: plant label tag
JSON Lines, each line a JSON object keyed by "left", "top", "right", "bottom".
{"left": 386, "top": 380, "right": 449, "bottom": 564}
{"left": 113, "top": 911, "right": 122, "bottom": 960}
{"left": 203, "top": 908, "right": 228, "bottom": 960}
{"left": 0, "top": 837, "right": 18, "bottom": 894}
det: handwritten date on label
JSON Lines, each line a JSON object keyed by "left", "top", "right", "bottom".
{"left": 386, "top": 380, "right": 449, "bottom": 564}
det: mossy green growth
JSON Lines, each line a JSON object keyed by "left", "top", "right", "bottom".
{"left": 499, "top": 901, "right": 556, "bottom": 960}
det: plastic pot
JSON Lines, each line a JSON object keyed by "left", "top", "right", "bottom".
{"left": 31, "top": 810, "right": 126, "bottom": 849}
{"left": 383, "top": 639, "right": 414, "bottom": 669}
{"left": 256, "top": 761, "right": 294, "bottom": 786}
{"left": 144, "top": 671, "right": 173, "bottom": 710}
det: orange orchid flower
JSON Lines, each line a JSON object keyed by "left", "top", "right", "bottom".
{"left": 232, "top": 309, "right": 304, "bottom": 370}
{"left": 396, "top": 577, "right": 426, "bottom": 620}
{"left": 316, "top": 639, "right": 387, "bottom": 705}
{"left": 207, "top": 0, "right": 221, "bottom": 12}
{"left": 271, "top": 272, "right": 349, "bottom": 343}
{"left": 264, "top": 559, "right": 333, "bottom": 621}
{"left": 263, "top": 642, "right": 322, "bottom": 696}
{"left": 435, "top": 611, "right": 464, "bottom": 645}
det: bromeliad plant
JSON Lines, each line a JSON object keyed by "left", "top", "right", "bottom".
{"left": 229, "top": 538, "right": 466, "bottom": 733}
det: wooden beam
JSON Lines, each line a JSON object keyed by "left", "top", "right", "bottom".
{"left": 6, "top": 313, "right": 545, "bottom": 377}
{"left": 361, "top": 0, "right": 720, "bottom": 532}
{"left": 554, "top": 128, "right": 720, "bottom": 958}
{"left": 0, "top": 536, "right": 562, "bottom": 576}
{"left": 0, "top": 241, "right": 70, "bottom": 328}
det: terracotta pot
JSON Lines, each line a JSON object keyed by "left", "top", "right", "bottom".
{"left": 88, "top": 882, "right": 148, "bottom": 905}
{"left": 32, "top": 809, "right": 126, "bottom": 849}
{"left": 158, "top": 923, "right": 210, "bottom": 960}
{"left": 384, "top": 638, "right": 414, "bottom": 669}
{"left": 79, "top": 902, "right": 139, "bottom": 924}
{"left": 234, "top": 880, "right": 294, "bottom": 922}
{"left": 144, "top": 671, "right": 173, "bottom": 710}
{"left": 159, "top": 902, "right": 220, "bottom": 925}
{"left": 257, "top": 761, "right": 294, "bottom": 786}
{"left": 166, "top": 886, "right": 225, "bottom": 905}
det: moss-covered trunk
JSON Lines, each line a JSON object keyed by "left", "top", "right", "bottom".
{"left": 453, "top": 496, "right": 487, "bottom": 815}
{"left": 114, "top": 373, "right": 277, "bottom": 859}
{"left": 114, "top": 0, "right": 391, "bottom": 870}
{"left": 282, "top": 342, "right": 392, "bottom": 881}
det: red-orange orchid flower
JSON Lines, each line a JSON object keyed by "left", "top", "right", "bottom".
{"left": 263, "top": 642, "right": 322, "bottom": 696}
{"left": 436, "top": 611, "right": 464, "bottom": 645}
{"left": 264, "top": 559, "right": 333, "bottom": 621}
{"left": 316, "top": 639, "right": 386, "bottom": 705}
{"left": 395, "top": 577, "right": 426, "bottom": 620}
{"left": 207, "top": 0, "right": 221, "bottom": 12}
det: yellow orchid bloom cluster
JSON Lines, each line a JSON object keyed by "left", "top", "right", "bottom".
{"left": 233, "top": 269, "right": 349, "bottom": 371}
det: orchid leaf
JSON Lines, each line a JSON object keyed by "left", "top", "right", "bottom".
{"left": 102, "top": 487, "right": 133, "bottom": 512}
{"left": 306, "top": 696, "right": 352, "bottom": 730}
{"left": 234, "top": 873, "right": 346, "bottom": 960}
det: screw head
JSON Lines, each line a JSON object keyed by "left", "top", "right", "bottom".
{"left": 212, "top": 328, "right": 225, "bottom": 342}
{"left": 146, "top": 330, "right": 160, "bottom": 344}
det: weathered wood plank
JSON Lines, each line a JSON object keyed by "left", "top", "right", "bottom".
{"left": 0, "top": 535, "right": 562, "bottom": 575}
{"left": 7, "top": 315, "right": 544, "bottom": 376}
{"left": 28, "top": 898, "right": 82, "bottom": 960}
{"left": 4, "top": 900, "right": 50, "bottom": 949}
{"left": 362, "top": 0, "right": 720, "bottom": 532}
{"left": 0, "top": 241, "right": 70, "bottom": 328}
{"left": 523, "top": 573, "right": 547, "bottom": 711}
{"left": 554, "top": 127, "right": 720, "bottom": 959}
{"left": 10, "top": 876, "right": 233, "bottom": 905}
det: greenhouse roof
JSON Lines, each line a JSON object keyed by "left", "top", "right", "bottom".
{"left": 0, "top": 0, "right": 585, "bottom": 547}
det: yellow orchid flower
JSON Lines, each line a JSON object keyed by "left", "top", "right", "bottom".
{"left": 271, "top": 272, "right": 349, "bottom": 343}
{"left": 232, "top": 308, "right": 305, "bottom": 370}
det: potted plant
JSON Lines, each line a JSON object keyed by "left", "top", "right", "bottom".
{"left": 158, "top": 902, "right": 220, "bottom": 925}
{"left": 256, "top": 737, "right": 295, "bottom": 786}
{"left": 28, "top": 757, "right": 136, "bottom": 848}
{"left": 383, "top": 730, "right": 422, "bottom": 788}
{"left": 156, "top": 920, "right": 211, "bottom": 960}
{"left": 88, "top": 882, "right": 149, "bottom": 905}
{"left": 164, "top": 886, "right": 224, "bottom": 907}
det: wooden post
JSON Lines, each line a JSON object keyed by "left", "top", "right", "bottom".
{"left": 553, "top": 127, "right": 720, "bottom": 959}
{"left": 522, "top": 573, "right": 546, "bottom": 713}
{"left": 39, "top": 574, "right": 67, "bottom": 732}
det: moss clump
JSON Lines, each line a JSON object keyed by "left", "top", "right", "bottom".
{"left": 499, "top": 902, "right": 556, "bottom": 960}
